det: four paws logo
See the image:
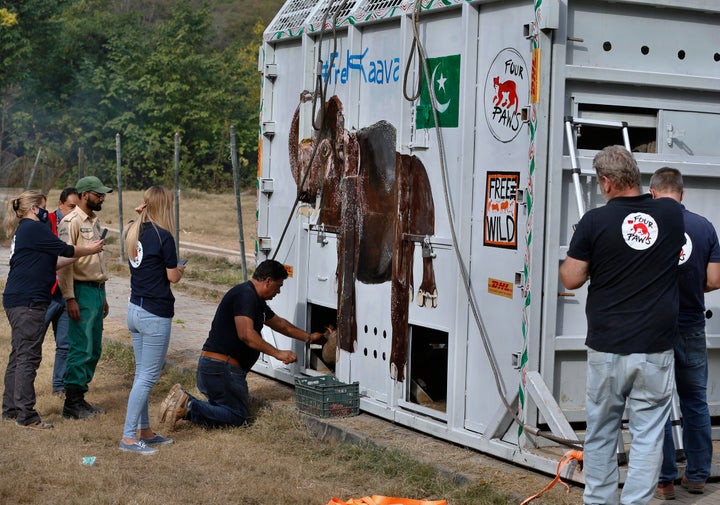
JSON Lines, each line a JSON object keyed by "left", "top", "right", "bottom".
{"left": 621, "top": 213, "right": 658, "bottom": 250}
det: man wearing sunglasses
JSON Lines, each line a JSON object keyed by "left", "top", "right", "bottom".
{"left": 57, "top": 176, "right": 113, "bottom": 420}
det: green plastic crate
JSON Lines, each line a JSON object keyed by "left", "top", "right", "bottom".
{"left": 295, "top": 375, "right": 360, "bottom": 418}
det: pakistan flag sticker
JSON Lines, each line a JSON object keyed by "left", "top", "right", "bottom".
{"left": 416, "top": 54, "right": 460, "bottom": 129}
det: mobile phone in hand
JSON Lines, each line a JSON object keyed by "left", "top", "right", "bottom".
{"left": 178, "top": 259, "right": 188, "bottom": 266}
{"left": 100, "top": 228, "right": 108, "bottom": 240}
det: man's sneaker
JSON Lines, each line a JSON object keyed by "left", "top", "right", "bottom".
{"left": 159, "top": 384, "right": 183, "bottom": 422}
{"left": 159, "top": 386, "right": 189, "bottom": 431}
{"left": 140, "top": 433, "right": 174, "bottom": 446}
{"left": 17, "top": 420, "right": 54, "bottom": 430}
{"left": 119, "top": 440, "right": 158, "bottom": 455}
{"left": 654, "top": 481, "right": 675, "bottom": 500}
{"left": 681, "top": 476, "right": 705, "bottom": 494}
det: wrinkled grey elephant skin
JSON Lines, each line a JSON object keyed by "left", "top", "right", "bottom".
{"left": 289, "top": 96, "right": 437, "bottom": 381}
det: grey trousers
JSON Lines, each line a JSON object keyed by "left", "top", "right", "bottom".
{"left": 2, "top": 304, "right": 48, "bottom": 425}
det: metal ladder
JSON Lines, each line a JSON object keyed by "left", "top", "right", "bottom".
{"left": 564, "top": 116, "right": 631, "bottom": 218}
{"left": 564, "top": 116, "right": 685, "bottom": 463}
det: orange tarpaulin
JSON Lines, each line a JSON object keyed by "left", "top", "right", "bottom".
{"left": 328, "top": 497, "right": 447, "bottom": 505}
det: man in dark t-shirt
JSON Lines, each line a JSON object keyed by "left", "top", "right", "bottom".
{"left": 159, "top": 260, "right": 324, "bottom": 428}
{"left": 560, "top": 146, "right": 684, "bottom": 505}
{"left": 650, "top": 167, "right": 720, "bottom": 498}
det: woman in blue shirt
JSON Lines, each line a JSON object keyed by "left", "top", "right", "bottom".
{"left": 120, "top": 186, "right": 185, "bottom": 455}
{"left": 2, "top": 190, "right": 104, "bottom": 429}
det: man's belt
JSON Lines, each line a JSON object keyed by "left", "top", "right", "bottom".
{"left": 75, "top": 280, "right": 105, "bottom": 289}
{"left": 200, "top": 350, "right": 240, "bottom": 367}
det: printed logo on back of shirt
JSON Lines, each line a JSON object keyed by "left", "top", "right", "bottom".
{"left": 679, "top": 232, "right": 692, "bottom": 265}
{"left": 622, "top": 212, "right": 659, "bottom": 250}
{"left": 129, "top": 240, "right": 144, "bottom": 268}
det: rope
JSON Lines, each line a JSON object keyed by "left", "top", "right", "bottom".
{"left": 273, "top": 0, "right": 348, "bottom": 260}
{"left": 520, "top": 450, "right": 583, "bottom": 504}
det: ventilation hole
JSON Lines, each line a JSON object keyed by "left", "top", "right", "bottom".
{"left": 603, "top": 41, "right": 612, "bottom": 51}
{"left": 678, "top": 50, "right": 686, "bottom": 60}
{"left": 382, "top": 352, "right": 386, "bottom": 361}
{"left": 706, "top": 310, "right": 713, "bottom": 319}
{"left": 382, "top": 330, "right": 387, "bottom": 339}
{"left": 714, "top": 53, "right": 720, "bottom": 62}
{"left": 373, "top": 327, "right": 378, "bottom": 335}
{"left": 641, "top": 46, "right": 649, "bottom": 55}
{"left": 363, "top": 348, "right": 368, "bottom": 356}
{"left": 363, "top": 324, "right": 368, "bottom": 334}
{"left": 373, "top": 350, "right": 378, "bottom": 359}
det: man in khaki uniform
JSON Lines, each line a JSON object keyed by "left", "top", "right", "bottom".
{"left": 57, "top": 176, "right": 112, "bottom": 419}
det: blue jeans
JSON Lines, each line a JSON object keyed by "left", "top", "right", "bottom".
{"left": 660, "top": 329, "right": 711, "bottom": 484}
{"left": 122, "top": 303, "right": 171, "bottom": 439}
{"left": 45, "top": 296, "right": 69, "bottom": 392}
{"left": 583, "top": 349, "right": 674, "bottom": 505}
{"left": 187, "top": 356, "right": 249, "bottom": 428}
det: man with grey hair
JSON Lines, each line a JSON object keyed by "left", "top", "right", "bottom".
{"left": 649, "top": 167, "right": 720, "bottom": 498}
{"left": 560, "top": 145, "right": 685, "bottom": 505}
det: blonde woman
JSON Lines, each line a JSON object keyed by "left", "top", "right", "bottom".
{"left": 2, "top": 190, "right": 104, "bottom": 429}
{"left": 120, "top": 186, "right": 185, "bottom": 455}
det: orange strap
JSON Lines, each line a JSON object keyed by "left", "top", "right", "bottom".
{"left": 328, "top": 496, "right": 447, "bottom": 505}
{"left": 520, "top": 450, "right": 583, "bottom": 505}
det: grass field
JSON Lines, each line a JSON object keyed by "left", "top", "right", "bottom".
{"left": 0, "top": 189, "right": 580, "bottom": 504}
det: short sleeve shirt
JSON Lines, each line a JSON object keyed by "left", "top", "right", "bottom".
{"left": 567, "top": 194, "right": 684, "bottom": 353}
{"left": 128, "top": 222, "right": 178, "bottom": 318}
{"left": 3, "top": 219, "right": 74, "bottom": 308}
{"left": 202, "top": 281, "right": 276, "bottom": 371}
{"left": 678, "top": 207, "right": 720, "bottom": 331}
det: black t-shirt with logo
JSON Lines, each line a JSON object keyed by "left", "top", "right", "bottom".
{"left": 3, "top": 219, "right": 74, "bottom": 308}
{"left": 567, "top": 194, "right": 684, "bottom": 353}
{"left": 128, "top": 222, "right": 177, "bottom": 318}
{"left": 202, "top": 281, "right": 276, "bottom": 371}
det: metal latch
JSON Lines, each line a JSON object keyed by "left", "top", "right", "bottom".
{"left": 258, "top": 237, "right": 272, "bottom": 252}
{"left": 515, "top": 270, "right": 527, "bottom": 296}
{"left": 260, "top": 178, "right": 274, "bottom": 195}
{"left": 421, "top": 236, "right": 436, "bottom": 259}
{"left": 316, "top": 224, "right": 328, "bottom": 246}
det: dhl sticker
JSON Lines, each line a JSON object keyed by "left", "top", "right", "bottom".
{"left": 488, "top": 277, "right": 513, "bottom": 299}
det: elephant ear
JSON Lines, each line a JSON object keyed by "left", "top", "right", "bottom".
{"left": 288, "top": 105, "right": 302, "bottom": 188}
{"left": 322, "top": 96, "right": 344, "bottom": 147}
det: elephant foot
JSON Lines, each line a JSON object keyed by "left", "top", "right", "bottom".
{"left": 416, "top": 288, "right": 438, "bottom": 308}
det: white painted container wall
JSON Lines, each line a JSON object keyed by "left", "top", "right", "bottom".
{"left": 255, "top": 0, "right": 720, "bottom": 480}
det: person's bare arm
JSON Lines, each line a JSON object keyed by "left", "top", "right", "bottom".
{"left": 166, "top": 265, "right": 185, "bottom": 283}
{"left": 235, "top": 315, "right": 297, "bottom": 364}
{"left": 705, "top": 262, "right": 720, "bottom": 292}
{"left": 559, "top": 256, "right": 589, "bottom": 290}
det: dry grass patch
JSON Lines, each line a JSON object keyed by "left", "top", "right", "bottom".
{"left": 0, "top": 310, "right": 527, "bottom": 505}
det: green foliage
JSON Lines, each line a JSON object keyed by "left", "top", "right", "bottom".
{"left": 0, "top": 0, "right": 284, "bottom": 192}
